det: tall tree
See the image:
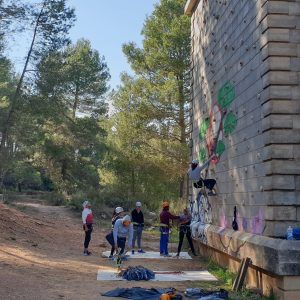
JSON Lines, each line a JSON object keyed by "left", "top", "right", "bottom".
{"left": 121, "top": 0, "right": 191, "bottom": 197}
{"left": 0, "top": 0, "right": 75, "bottom": 158}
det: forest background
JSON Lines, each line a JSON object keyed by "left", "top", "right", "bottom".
{"left": 0, "top": 0, "right": 192, "bottom": 213}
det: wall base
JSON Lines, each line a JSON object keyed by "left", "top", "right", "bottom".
{"left": 192, "top": 225, "right": 300, "bottom": 300}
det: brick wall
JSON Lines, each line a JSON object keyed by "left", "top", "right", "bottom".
{"left": 187, "top": 0, "right": 300, "bottom": 237}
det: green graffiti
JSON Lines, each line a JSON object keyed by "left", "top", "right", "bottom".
{"left": 223, "top": 112, "right": 237, "bottom": 135}
{"left": 198, "top": 147, "right": 207, "bottom": 163}
{"left": 199, "top": 118, "right": 209, "bottom": 141}
{"left": 216, "top": 140, "right": 225, "bottom": 157}
{"left": 217, "top": 82, "right": 235, "bottom": 109}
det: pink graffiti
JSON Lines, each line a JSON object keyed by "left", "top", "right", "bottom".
{"left": 251, "top": 208, "right": 264, "bottom": 235}
{"left": 219, "top": 209, "right": 228, "bottom": 228}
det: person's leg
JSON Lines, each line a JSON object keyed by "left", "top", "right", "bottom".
{"left": 132, "top": 226, "right": 138, "bottom": 249}
{"left": 160, "top": 230, "right": 164, "bottom": 254}
{"left": 117, "top": 237, "right": 126, "bottom": 255}
{"left": 137, "top": 226, "right": 142, "bottom": 250}
{"left": 84, "top": 226, "right": 92, "bottom": 254}
{"left": 203, "top": 179, "right": 216, "bottom": 191}
{"left": 186, "top": 229, "right": 196, "bottom": 255}
{"left": 164, "top": 230, "right": 170, "bottom": 255}
{"left": 177, "top": 229, "right": 185, "bottom": 255}
{"left": 194, "top": 179, "right": 203, "bottom": 189}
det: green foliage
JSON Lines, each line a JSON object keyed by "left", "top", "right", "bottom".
{"left": 207, "top": 260, "right": 236, "bottom": 286}
{"left": 44, "top": 191, "right": 66, "bottom": 206}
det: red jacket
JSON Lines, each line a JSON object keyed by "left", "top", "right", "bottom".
{"left": 160, "top": 209, "right": 179, "bottom": 227}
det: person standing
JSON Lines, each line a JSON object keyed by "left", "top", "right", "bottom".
{"left": 131, "top": 201, "right": 145, "bottom": 254}
{"left": 82, "top": 200, "right": 93, "bottom": 256}
{"left": 159, "top": 201, "right": 180, "bottom": 257}
{"left": 176, "top": 208, "right": 196, "bottom": 257}
{"left": 106, "top": 215, "right": 133, "bottom": 255}
{"left": 106, "top": 206, "right": 124, "bottom": 258}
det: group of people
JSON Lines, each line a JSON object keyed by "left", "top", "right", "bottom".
{"left": 81, "top": 158, "right": 216, "bottom": 257}
{"left": 82, "top": 200, "right": 197, "bottom": 258}
{"left": 82, "top": 201, "right": 145, "bottom": 257}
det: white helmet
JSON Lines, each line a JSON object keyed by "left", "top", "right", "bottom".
{"left": 82, "top": 200, "right": 90, "bottom": 208}
{"left": 122, "top": 215, "right": 131, "bottom": 222}
{"left": 136, "top": 201, "right": 142, "bottom": 207}
{"left": 115, "top": 206, "right": 124, "bottom": 214}
{"left": 192, "top": 159, "right": 199, "bottom": 164}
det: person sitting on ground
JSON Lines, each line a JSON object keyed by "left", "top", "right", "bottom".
{"left": 82, "top": 200, "right": 93, "bottom": 256}
{"left": 187, "top": 157, "right": 217, "bottom": 196}
{"left": 176, "top": 208, "right": 196, "bottom": 257}
{"left": 131, "top": 201, "right": 145, "bottom": 254}
{"left": 106, "top": 206, "right": 124, "bottom": 258}
{"left": 160, "top": 201, "right": 180, "bottom": 257}
{"left": 106, "top": 215, "right": 133, "bottom": 256}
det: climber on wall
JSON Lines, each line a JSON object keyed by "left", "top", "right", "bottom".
{"left": 187, "top": 157, "right": 217, "bottom": 196}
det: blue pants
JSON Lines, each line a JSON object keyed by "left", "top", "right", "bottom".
{"left": 160, "top": 227, "right": 169, "bottom": 255}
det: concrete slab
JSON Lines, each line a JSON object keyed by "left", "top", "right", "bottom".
{"left": 97, "top": 269, "right": 218, "bottom": 282}
{"left": 101, "top": 251, "right": 192, "bottom": 260}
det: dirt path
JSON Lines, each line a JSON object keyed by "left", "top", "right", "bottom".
{"left": 0, "top": 199, "right": 217, "bottom": 300}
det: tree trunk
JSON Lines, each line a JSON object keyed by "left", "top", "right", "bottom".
{"left": 0, "top": 1, "right": 46, "bottom": 154}
{"left": 131, "top": 167, "right": 135, "bottom": 197}
{"left": 177, "top": 76, "right": 186, "bottom": 198}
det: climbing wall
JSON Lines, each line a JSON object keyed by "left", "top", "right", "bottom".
{"left": 188, "top": 0, "right": 300, "bottom": 237}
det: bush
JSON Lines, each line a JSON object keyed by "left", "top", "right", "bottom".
{"left": 44, "top": 192, "right": 66, "bottom": 206}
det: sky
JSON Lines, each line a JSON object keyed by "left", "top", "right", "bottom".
{"left": 8, "top": 0, "right": 159, "bottom": 89}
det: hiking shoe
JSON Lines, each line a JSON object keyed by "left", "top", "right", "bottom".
{"left": 160, "top": 253, "right": 164, "bottom": 256}
{"left": 208, "top": 190, "right": 217, "bottom": 196}
{"left": 164, "top": 254, "right": 171, "bottom": 257}
{"left": 83, "top": 252, "right": 91, "bottom": 256}
{"left": 108, "top": 255, "right": 114, "bottom": 259}
{"left": 138, "top": 249, "right": 146, "bottom": 254}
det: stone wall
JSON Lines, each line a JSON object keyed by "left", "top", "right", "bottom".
{"left": 186, "top": 0, "right": 300, "bottom": 238}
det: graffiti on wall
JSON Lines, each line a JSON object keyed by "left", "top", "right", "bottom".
{"left": 198, "top": 82, "right": 237, "bottom": 164}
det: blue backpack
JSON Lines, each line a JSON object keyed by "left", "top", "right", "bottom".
{"left": 293, "top": 228, "right": 300, "bottom": 240}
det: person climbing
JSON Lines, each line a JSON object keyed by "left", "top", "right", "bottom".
{"left": 187, "top": 157, "right": 217, "bottom": 196}
{"left": 106, "top": 206, "right": 124, "bottom": 258}
{"left": 131, "top": 201, "right": 145, "bottom": 254}
{"left": 82, "top": 200, "right": 93, "bottom": 256}
{"left": 176, "top": 208, "right": 196, "bottom": 257}
{"left": 106, "top": 215, "right": 133, "bottom": 256}
{"left": 160, "top": 201, "right": 180, "bottom": 257}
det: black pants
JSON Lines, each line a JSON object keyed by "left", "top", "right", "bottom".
{"left": 84, "top": 224, "right": 93, "bottom": 248}
{"left": 193, "top": 178, "right": 216, "bottom": 190}
{"left": 177, "top": 226, "right": 195, "bottom": 255}
{"left": 106, "top": 232, "right": 126, "bottom": 255}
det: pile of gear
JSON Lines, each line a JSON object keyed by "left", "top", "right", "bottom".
{"left": 185, "top": 288, "right": 228, "bottom": 299}
{"left": 119, "top": 266, "right": 155, "bottom": 281}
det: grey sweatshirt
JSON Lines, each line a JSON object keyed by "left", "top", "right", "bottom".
{"left": 113, "top": 219, "right": 133, "bottom": 247}
{"left": 187, "top": 158, "right": 211, "bottom": 181}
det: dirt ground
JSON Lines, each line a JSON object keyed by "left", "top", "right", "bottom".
{"left": 0, "top": 197, "right": 221, "bottom": 300}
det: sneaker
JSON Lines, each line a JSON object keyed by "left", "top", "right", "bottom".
{"left": 83, "top": 251, "right": 91, "bottom": 256}
{"left": 108, "top": 255, "right": 114, "bottom": 259}
{"left": 164, "top": 254, "right": 171, "bottom": 257}
{"left": 160, "top": 253, "right": 164, "bottom": 256}
{"left": 138, "top": 249, "right": 146, "bottom": 253}
{"left": 208, "top": 190, "right": 217, "bottom": 196}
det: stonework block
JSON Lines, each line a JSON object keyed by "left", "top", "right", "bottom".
{"left": 263, "top": 129, "right": 300, "bottom": 144}
{"left": 263, "top": 175, "right": 295, "bottom": 190}
{"left": 262, "top": 100, "right": 300, "bottom": 116}
{"left": 265, "top": 160, "right": 300, "bottom": 175}
{"left": 262, "top": 71, "right": 298, "bottom": 88}
{"left": 265, "top": 206, "right": 297, "bottom": 221}
{"left": 261, "top": 29, "right": 290, "bottom": 48}
{"left": 263, "top": 145, "right": 294, "bottom": 160}
{"left": 261, "top": 43, "right": 297, "bottom": 60}
{"left": 262, "top": 115, "right": 293, "bottom": 131}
